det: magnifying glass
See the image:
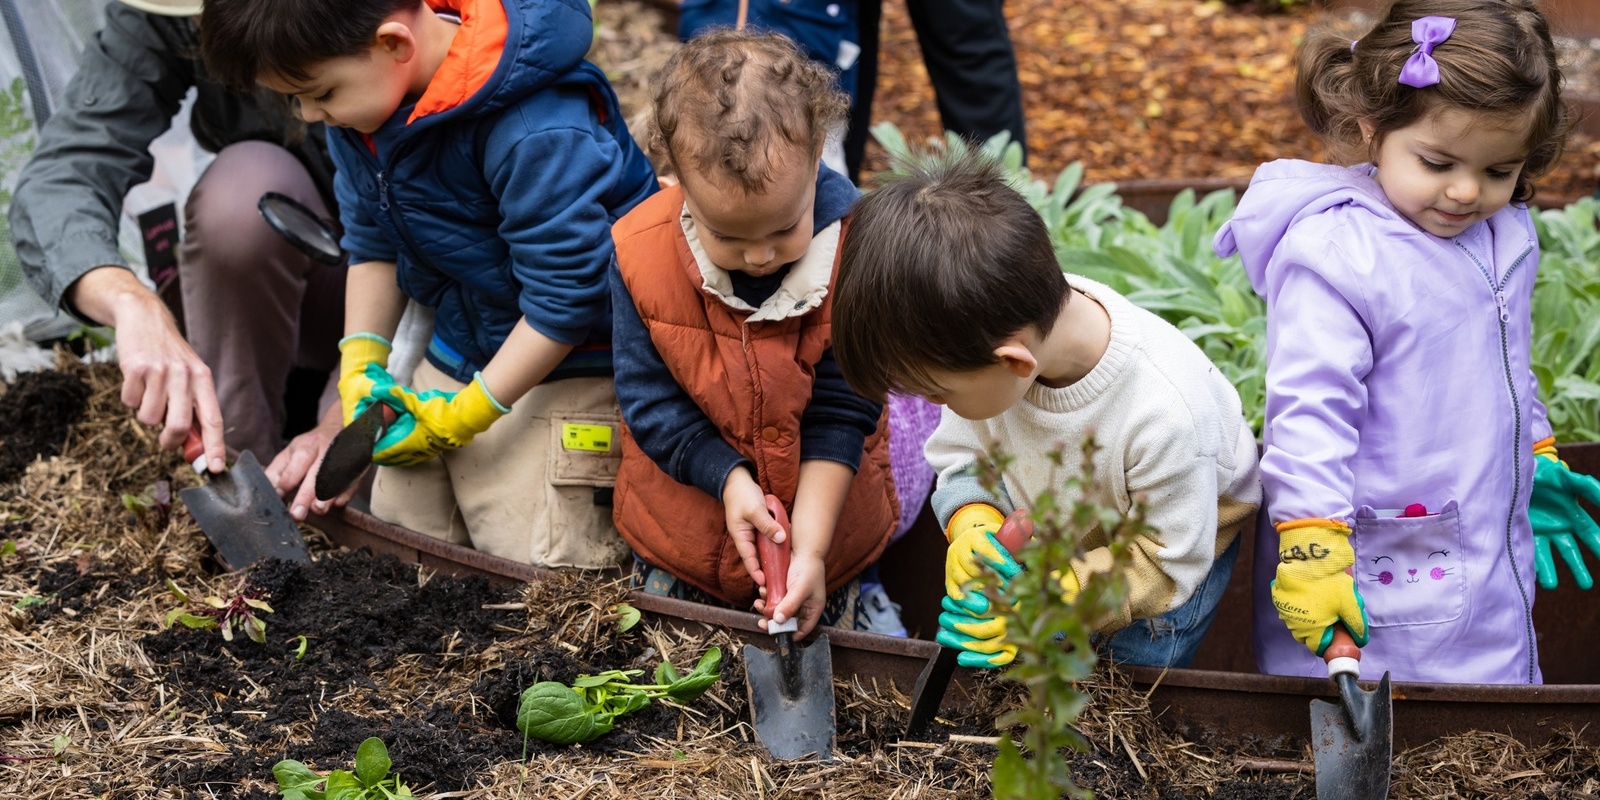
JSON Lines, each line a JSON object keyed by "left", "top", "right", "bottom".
{"left": 258, "top": 191, "right": 346, "bottom": 266}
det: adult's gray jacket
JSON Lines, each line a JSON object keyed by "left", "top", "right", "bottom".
{"left": 8, "top": 2, "right": 335, "bottom": 313}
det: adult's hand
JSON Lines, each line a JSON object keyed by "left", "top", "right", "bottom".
{"left": 264, "top": 401, "right": 350, "bottom": 522}
{"left": 69, "top": 267, "right": 226, "bottom": 473}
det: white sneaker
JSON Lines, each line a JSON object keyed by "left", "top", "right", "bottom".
{"left": 857, "top": 581, "right": 907, "bottom": 637}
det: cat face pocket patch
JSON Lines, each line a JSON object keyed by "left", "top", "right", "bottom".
{"left": 1350, "top": 501, "right": 1466, "bottom": 627}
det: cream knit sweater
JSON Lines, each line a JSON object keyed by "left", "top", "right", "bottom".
{"left": 928, "top": 275, "right": 1261, "bottom": 628}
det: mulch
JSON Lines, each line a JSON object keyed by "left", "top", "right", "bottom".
{"left": 4, "top": 2, "right": 1600, "bottom": 797}
{"left": 3, "top": 370, "right": 1598, "bottom": 797}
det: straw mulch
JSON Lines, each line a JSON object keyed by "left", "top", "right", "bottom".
{"left": 5, "top": 359, "right": 1600, "bottom": 798}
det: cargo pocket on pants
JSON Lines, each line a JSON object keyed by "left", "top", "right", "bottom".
{"left": 537, "top": 405, "right": 628, "bottom": 569}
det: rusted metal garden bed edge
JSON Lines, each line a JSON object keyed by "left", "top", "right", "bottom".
{"left": 304, "top": 507, "right": 1600, "bottom": 751}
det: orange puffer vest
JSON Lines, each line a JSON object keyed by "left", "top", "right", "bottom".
{"left": 610, "top": 186, "right": 897, "bottom": 606}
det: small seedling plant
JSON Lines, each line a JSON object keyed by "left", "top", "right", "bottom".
{"left": 967, "top": 442, "right": 1139, "bottom": 800}
{"left": 163, "top": 578, "right": 273, "bottom": 644}
{"left": 273, "top": 737, "right": 413, "bottom": 800}
{"left": 121, "top": 480, "right": 173, "bottom": 531}
{"left": 517, "top": 646, "right": 723, "bottom": 745}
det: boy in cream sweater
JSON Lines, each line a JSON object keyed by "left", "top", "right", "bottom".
{"left": 833, "top": 152, "right": 1260, "bottom": 668}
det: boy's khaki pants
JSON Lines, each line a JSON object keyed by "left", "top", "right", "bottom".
{"left": 371, "top": 361, "right": 630, "bottom": 569}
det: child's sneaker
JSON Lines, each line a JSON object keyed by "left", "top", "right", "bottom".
{"left": 857, "top": 580, "right": 907, "bottom": 637}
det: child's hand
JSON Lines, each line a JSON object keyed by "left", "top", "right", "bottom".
{"left": 1272, "top": 521, "right": 1369, "bottom": 655}
{"left": 1530, "top": 454, "right": 1600, "bottom": 590}
{"left": 756, "top": 551, "right": 827, "bottom": 639}
{"left": 371, "top": 373, "right": 507, "bottom": 467}
{"left": 722, "top": 467, "right": 782, "bottom": 587}
{"left": 336, "top": 333, "right": 393, "bottom": 425}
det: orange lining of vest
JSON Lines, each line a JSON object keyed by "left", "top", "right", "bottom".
{"left": 409, "top": 0, "right": 507, "bottom": 124}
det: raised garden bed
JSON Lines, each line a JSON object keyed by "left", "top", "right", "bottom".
{"left": 7, "top": 364, "right": 1600, "bottom": 798}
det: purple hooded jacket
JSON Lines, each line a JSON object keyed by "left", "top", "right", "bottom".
{"left": 1215, "top": 160, "right": 1546, "bottom": 684}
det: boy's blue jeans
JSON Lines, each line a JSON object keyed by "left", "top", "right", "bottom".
{"left": 1096, "top": 535, "right": 1240, "bottom": 669}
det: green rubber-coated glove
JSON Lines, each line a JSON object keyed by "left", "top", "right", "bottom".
{"left": 1271, "top": 520, "right": 1370, "bottom": 657}
{"left": 944, "top": 504, "right": 1023, "bottom": 614}
{"left": 370, "top": 372, "right": 509, "bottom": 467}
{"left": 1530, "top": 452, "right": 1600, "bottom": 590}
{"left": 935, "top": 595, "right": 1016, "bottom": 668}
{"left": 336, "top": 333, "right": 393, "bottom": 425}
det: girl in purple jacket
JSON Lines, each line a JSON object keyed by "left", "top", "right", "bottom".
{"left": 1215, "top": 0, "right": 1598, "bottom": 684}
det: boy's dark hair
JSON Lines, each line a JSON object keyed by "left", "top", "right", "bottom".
{"left": 648, "top": 28, "right": 848, "bottom": 193}
{"left": 833, "top": 150, "right": 1068, "bottom": 401}
{"left": 200, "top": 0, "right": 420, "bottom": 91}
{"left": 1297, "top": 0, "right": 1569, "bottom": 203}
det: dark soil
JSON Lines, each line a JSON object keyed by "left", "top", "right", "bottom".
{"left": 136, "top": 549, "right": 717, "bottom": 795}
{"left": 0, "top": 370, "right": 89, "bottom": 484}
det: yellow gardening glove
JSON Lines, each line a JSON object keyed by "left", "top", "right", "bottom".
{"left": 337, "top": 333, "right": 393, "bottom": 425}
{"left": 370, "top": 373, "right": 509, "bottom": 467}
{"left": 1271, "top": 519, "right": 1370, "bottom": 656}
{"left": 944, "top": 504, "right": 1023, "bottom": 612}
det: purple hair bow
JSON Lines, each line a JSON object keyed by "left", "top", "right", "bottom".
{"left": 1398, "top": 16, "right": 1456, "bottom": 88}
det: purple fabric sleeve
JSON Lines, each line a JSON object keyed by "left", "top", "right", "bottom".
{"left": 1259, "top": 248, "right": 1373, "bottom": 526}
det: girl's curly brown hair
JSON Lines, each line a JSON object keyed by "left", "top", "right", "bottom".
{"left": 1296, "top": 0, "right": 1570, "bottom": 203}
{"left": 648, "top": 28, "right": 848, "bottom": 194}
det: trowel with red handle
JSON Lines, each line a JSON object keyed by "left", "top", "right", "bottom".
{"left": 743, "top": 494, "right": 837, "bottom": 760}
{"left": 1310, "top": 621, "right": 1392, "bottom": 799}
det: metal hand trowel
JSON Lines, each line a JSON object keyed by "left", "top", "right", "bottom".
{"left": 743, "top": 494, "right": 836, "bottom": 760}
{"left": 179, "top": 427, "right": 309, "bottom": 570}
{"left": 1310, "top": 625, "right": 1393, "bottom": 800}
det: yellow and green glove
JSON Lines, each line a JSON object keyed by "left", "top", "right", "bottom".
{"left": 1530, "top": 439, "right": 1600, "bottom": 590}
{"left": 936, "top": 569, "right": 1081, "bottom": 669}
{"left": 337, "top": 333, "right": 394, "bottom": 425}
{"left": 944, "top": 504, "right": 1024, "bottom": 615}
{"left": 370, "top": 372, "right": 509, "bottom": 467}
{"left": 936, "top": 594, "right": 1015, "bottom": 668}
{"left": 1271, "top": 518, "right": 1369, "bottom": 656}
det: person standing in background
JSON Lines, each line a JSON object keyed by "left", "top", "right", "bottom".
{"left": 842, "top": 0, "right": 1027, "bottom": 181}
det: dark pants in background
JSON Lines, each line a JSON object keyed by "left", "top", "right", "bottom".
{"left": 844, "top": 0, "right": 1028, "bottom": 180}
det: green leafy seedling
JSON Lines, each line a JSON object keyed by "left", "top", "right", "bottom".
{"left": 611, "top": 602, "right": 641, "bottom": 632}
{"left": 290, "top": 635, "right": 309, "bottom": 660}
{"left": 163, "top": 580, "right": 274, "bottom": 644}
{"left": 272, "top": 737, "right": 413, "bottom": 800}
{"left": 121, "top": 481, "right": 173, "bottom": 530}
{"left": 516, "top": 647, "right": 723, "bottom": 745}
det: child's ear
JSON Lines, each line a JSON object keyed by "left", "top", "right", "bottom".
{"left": 374, "top": 21, "right": 418, "bottom": 63}
{"left": 993, "top": 341, "right": 1038, "bottom": 379}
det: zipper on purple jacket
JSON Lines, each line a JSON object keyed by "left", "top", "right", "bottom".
{"left": 1457, "top": 236, "right": 1538, "bottom": 683}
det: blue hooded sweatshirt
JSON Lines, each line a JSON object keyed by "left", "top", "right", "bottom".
{"left": 330, "top": 0, "right": 658, "bottom": 383}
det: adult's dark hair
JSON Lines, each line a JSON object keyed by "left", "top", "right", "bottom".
{"left": 833, "top": 149, "right": 1067, "bottom": 401}
{"left": 1297, "top": 0, "right": 1569, "bottom": 203}
{"left": 200, "top": 0, "right": 420, "bottom": 91}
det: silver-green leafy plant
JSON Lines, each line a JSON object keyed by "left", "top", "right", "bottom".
{"left": 872, "top": 122, "right": 1600, "bottom": 443}
{"left": 1530, "top": 198, "right": 1600, "bottom": 443}
{"left": 962, "top": 442, "right": 1138, "bottom": 800}
{"left": 870, "top": 123, "right": 1265, "bottom": 434}
{"left": 273, "top": 737, "right": 413, "bottom": 800}
{"left": 516, "top": 647, "right": 723, "bottom": 745}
